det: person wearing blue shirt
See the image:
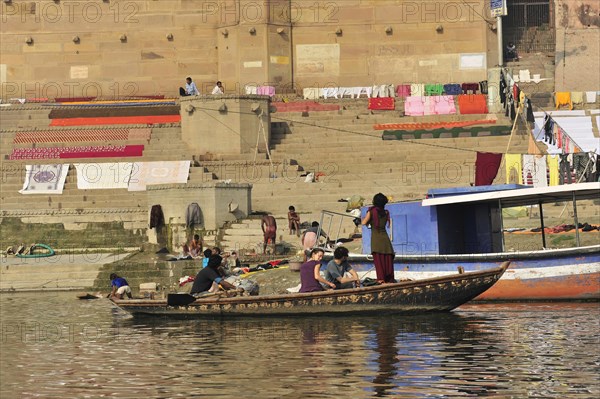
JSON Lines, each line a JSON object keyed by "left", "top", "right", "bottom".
{"left": 179, "top": 77, "right": 200, "bottom": 96}
{"left": 108, "top": 273, "right": 133, "bottom": 299}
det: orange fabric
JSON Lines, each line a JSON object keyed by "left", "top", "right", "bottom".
{"left": 372, "top": 119, "right": 495, "bottom": 131}
{"left": 527, "top": 134, "right": 544, "bottom": 155}
{"left": 457, "top": 94, "right": 488, "bottom": 114}
{"left": 555, "top": 92, "right": 573, "bottom": 109}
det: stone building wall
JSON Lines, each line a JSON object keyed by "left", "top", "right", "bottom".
{"left": 1, "top": 0, "right": 498, "bottom": 99}
{"left": 554, "top": 0, "right": 600, "bottom": 91}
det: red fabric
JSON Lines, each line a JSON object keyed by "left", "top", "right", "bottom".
{"left": 373, "top": 253, "right": 395, "bottom": 283}
{"left": 457, "top": 95, "right": 488, "bottom": 114}
{"left": 55, "top": 97, "right": 96, "bottom": 102}
{"left": 272, "top": 102, "right": 339, "bottom": 112}
{"left": 50, "top": 115, "right": 181, "bottom": 126}
{"left": 368, "top": 97, "right": 395, "bottom": 110}
{"left": 475, "top": 152, "right": 503, "bottom": 186}
{"left": 461, "top": 83, "right": 479, "bottom": 94}
{"left": 58, "top": 145, "right": 144, "bottom": 159}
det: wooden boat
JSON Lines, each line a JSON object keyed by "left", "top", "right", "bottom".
{"left": 321, "top": 183, "right": 600, "bottom": 301}
{"left": 111, "top": 262, "right": 509, "bottom": 317}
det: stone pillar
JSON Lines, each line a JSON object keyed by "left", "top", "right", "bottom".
{"left": 146, "top": 182, "right": 252, "bottom": 231}
{"left": 216, "top": 0, "right": 292, "bottom": 92}
{"left": 487, "top": 67, "right": 503, "bottom": 113}
{"left": 180, "top": 95, "right": 271, "bottom": 156}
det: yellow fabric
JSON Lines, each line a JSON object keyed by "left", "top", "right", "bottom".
{"left": 505, "top": 154, "right": 523, "bottom": 184}
{"left": 571, "top": 91, "right": 584, "bottom": 104}
{"left": 555, "top": 92, "right": 572, "bottom": 109}
{"left": 547, "top": 155, "right": 559, "bottom": 186}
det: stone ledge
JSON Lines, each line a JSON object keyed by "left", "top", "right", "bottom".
{"left": 1, "top": 208, "right": 146, "bottom": 217}
{"left": 148, "top": 182, "right": 253, "bottom": 190}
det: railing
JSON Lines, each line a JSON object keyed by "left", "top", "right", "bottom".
{"left": 315, "top": 210, "right": 362, "bottom": 252}
{"left": 504, "top": 0, "right": 555, "bottom": 53}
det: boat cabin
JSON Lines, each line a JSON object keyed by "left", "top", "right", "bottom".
{"left": 360, "top": 182, "right": 600, "bottom": 255}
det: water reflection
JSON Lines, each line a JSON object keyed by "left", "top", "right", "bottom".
{"left": 1, "top": 293, "right": 599, "bottom": 398}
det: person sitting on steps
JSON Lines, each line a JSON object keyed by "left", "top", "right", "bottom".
{"left": 288, "top": 205, "right": 301, "bottom": 237}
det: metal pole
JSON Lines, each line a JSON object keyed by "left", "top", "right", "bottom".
{"left": 538, "top": 200, "right": 546, "bottom": 249}
{"left": 572, "top": 192, "right": 580, "bottom": 246}
{"left": 499, "top": 200, "right": 505, "bottom": 252}
{"left": 497, "top": 16, "right": 504, "bottom": 66}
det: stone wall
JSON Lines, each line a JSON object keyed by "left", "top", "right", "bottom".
{"left": 180, "top": 95, "right": 271, "bottom": 156}
{"left": 1, "top": 0, "right": 497, "bottom": 99}
{"left": 554, "top": 0, "right": 600, "bottom": 91}
{"left": 146, "top": 182, "right": 252, "bottom": 231}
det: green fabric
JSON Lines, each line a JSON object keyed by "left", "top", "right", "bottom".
{"left": 382, "top": 125, "right": 511, "bottom": 140}
{"left": 424, "top": 84, "right": 444, "bottom": 96}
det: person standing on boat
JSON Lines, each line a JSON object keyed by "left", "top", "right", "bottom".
{"left": 108, "top": 273, "right": 133, "bottom": 299}
{"left": 324, "top": 246, "right": 361, "bottom": 289}
{"left": 300, "top": 248, "right": 336, "bottom": 292}
{"left": 190, "top": 255, "right": 237, "bottom": 296}
{"left": 362, "top": 193, "right": 395, "bottom": 283}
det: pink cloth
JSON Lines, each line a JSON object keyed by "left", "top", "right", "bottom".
{"left": 431, "top": 95, "right": 457, "bottom": 115}
{"left": 257, "top": 86, "right": 275, "bottom": 96}
{"left": 395, "top": 85, "right": 411, "bottom": 98}
{"left": 404, "top": 96, "right": 426, "bottom": 116}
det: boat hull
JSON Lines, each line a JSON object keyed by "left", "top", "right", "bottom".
{"left": 346, "top": 246, "right": 600, "bottom": 301}
{"left": 113, "top": 264, "right": 508, "bottom": 317}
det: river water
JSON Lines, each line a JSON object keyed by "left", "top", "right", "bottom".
{"left": 0, "top": 292, "right": 598, "bottom": 398}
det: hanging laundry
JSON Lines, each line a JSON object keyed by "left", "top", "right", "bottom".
{"left": 522, "top": 154, "right": 535, "bottom": 185}
{"left": 542, "top": 114, "right": 554, "bottom": 145}
{"left": 475, "top": 152, "right": 503, "bottom": 186}
{"left": 424, "top": 84, "right": 444, "bottom": 96}
{"left": 533, "top": 156, "right": 548, "bottom": 187}
{"left": 185, "top": 203, "right": 202, "bottom": 228}
{"left": 585, "top": 91, "right": 597, "bottom": 103}
{"left": 572, "top": 153, "right": 589, "bottom": 182}
{"left": 559, "top": 154, "right": 573, "bottom": 184}
{"left": 443, "top": 84, "right": 462, "bottom": 95}
{"left": 555, "top": 92, "right": 573, "bottom": 109}
{"left": 499, "top": 78, "right": 507, "bottom": 105}
{"left": 150, "top": 205, "right": 165, "bottom": 229}
{"left": 525, "top": 98, "right": 535, "bottom": 123}
{"left": 505, "top": 154, "right": 523, "bottom": 184}
{"left": 479, "top": 81, "right": 488, "bottom": 94}
{"left": 547, "top": 155, "right": 559, "bottom": 186}
{"left": 395, "top": 85, "right": 411, "bottom": 98}
{"left": 461, "top": 83, "right": 479, "bottom": 94}
{"left": 570, "top": 91, "right": 584, "bottom": 105}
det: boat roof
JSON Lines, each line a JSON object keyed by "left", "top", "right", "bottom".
{"left": 422, "top": 182, "right": 600, "bottom": 208}
{"left": 427, "top": 184, "right": 526, "bottom": 198}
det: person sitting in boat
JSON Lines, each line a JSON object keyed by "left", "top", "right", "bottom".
{"left": 190, "top": 255, "right": 237, "bottom": 296}
{"left": 108, "top": 273, "right": 133, "bottom": 299}
{"left": 324, "top": 246, "right": 360, "bottom": 290}
{"left": 202, "top": 248, "right": 212, "bottom": 268}
{"left": 299, "top": 248, "right": 336, "bottom": 292}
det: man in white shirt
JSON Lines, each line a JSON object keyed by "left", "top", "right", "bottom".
{"left": 211, "top": 81, "right": 224, "bottom": 95}
{"left": 179, "top": 77, "right": 200, "bottom": 96}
